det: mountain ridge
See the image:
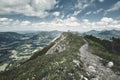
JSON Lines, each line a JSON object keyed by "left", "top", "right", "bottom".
{"left": 0, "top": 32, "right": 120, "bottom": 80}
{"left": 0, "top": 32, "right": 87, "bottom": 80}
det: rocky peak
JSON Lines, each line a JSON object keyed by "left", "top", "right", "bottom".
{"left": 46, "top": 32, "right": 70, "bottom": 54}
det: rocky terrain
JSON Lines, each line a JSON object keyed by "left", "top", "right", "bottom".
{"left": 79, "top": 40, "right": 120, "bottom": 80}
{"left": 46, "top": 33, "right": 69, "bottom": 54}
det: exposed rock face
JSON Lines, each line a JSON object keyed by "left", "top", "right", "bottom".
{"left": 79, "top": 40, "right": 120, "bottom": 80}
{"left": 46, "top": 33, "right": 69, "bottom": 54}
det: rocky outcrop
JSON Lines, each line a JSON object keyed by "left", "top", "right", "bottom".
{"left": 46, "top": 33, "right": 69, "bottom": 54}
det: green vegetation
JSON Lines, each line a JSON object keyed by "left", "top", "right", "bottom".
{"left": 85, "top": 35, "right": 120, "bottom": 72}
{"left": 0, "top": 32, "right": 88, "bottom": 80}
{"left": 28, "top": 41, "right": 55, "bottom": 61}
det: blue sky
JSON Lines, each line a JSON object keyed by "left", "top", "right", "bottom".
{"left": 0, "top": 0, "right": 120, "bottom": 32}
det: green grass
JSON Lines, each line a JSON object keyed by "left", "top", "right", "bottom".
{"left": 28, "top": 41, "right": 55, "bottom": 61}
{"left": 0, "top": 32, "right": 89, "bottom": 80}
{"left": 87, "top": 39, "right": 120, "bottom": 73}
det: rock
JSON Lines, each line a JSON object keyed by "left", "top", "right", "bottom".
{"left": 80, "top": 75, "right": 88, "bottom": 80}
{"left": 73, "top": 59, "right": 80, "bottom": 66}
{"left": 32, "top": 76, "right": 35, "bottom": 79}
{"left": 42, "top": 77, "right": 46, "bottom": 80}
{"left": 88, "top": 66, "right": 96, "bottom": 73}
{"left": 27, "top": 78, "right": 29, "bottom": 80}
{"left": 91, "top": 78, "right": 99, "bottom": 80}
{"left": 46, "top": 34, "right": 67, "bottom": 54}
{"left": 107, "top": 61, "right": 114, "bottom": 68}
{"left": 68, "top": 73, "right": 73, "bottom": 76}
{"left": 83, "top": 77, "right": 88, "bottom": 80}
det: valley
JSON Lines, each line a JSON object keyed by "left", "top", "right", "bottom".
{"left": 0, "top": 31, "right": 61, "bottom": 71}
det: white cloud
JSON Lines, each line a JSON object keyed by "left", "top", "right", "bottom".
{"left": 73, "top": 11, "right": 81, "bottom": 16}
{"left": 101, "top": 17, "right": 113, "bottom": 23}
{"left": 0, "top": 0, "right": 57, "bottom": 18}
{"left": 75, "top": 0, "right": 94, "bottom": 10}
{"left": 93, "top": 8, "right": 103, "bottom": 14}
{"left": 83, "top": 19, "right": 89, "bottom": 22}
{"left": 61, "top": 14, "right": 65, "bottom": 19}
{"left": 0, "top": 18, "right": 9, "bottom": 22}
{"left": 0, "top": 17, "right": 120, "bottom": 32}
{"left": 99, "top": 0, "right": 104, "bottom": 3}
{"left": 85, "top": 11, "right": 92, "bottom": 15}
{"left": 97, "top": 8, "right": 103, "bottom": 13}
{"left": 105, "top": 1, "right": 120, "bottom": 15}
{"left": 21, "top": 21, "right": 31, "bottom": 26}
{"left": 94, "top": 17, "right": 120, "bottom": 30}
{"left": 73, "top": 0, "right": 95, "bottom": 17}
{"left": 0, "top": 18, "right": 13, "bottom": 25}
{"left": 53, "top": 12, "right": 60, "bottom": 17}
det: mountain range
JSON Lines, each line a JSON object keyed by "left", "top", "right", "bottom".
{"left": 83, "top": 30, "right": 120, "bottom": 40}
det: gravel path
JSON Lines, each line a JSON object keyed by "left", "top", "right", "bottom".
{"left": 79, "top": 40, "right": 120, "bottom": 80}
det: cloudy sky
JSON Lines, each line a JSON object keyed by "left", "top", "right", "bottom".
{"left": 0, "top": 0, "right": 120, "bottom": 32}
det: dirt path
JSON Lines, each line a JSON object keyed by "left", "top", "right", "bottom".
{"left": 79, "top": 40, "right": 120, "bottom": 80}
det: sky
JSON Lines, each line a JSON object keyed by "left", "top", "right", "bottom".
{"left": 0, "top": 0, "right": 120, "bottom": 32}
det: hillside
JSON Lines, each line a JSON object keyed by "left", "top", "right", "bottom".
{"left": 0, "top": 31, "right": 61, "bottom": 72}
{"left": 0, "top": 32, "right": 119, "bottom": 80}
{"left": 85, "top": 35, "right": 120, "bottom": 72}
{"left": 80, "top": 40, "right": 120, "bottom": 80}
{"left": 0, "top": 32, "right": 88, "bottom": 80}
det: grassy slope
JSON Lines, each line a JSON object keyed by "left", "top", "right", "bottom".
{"left": 0, "top": 32, "right": 88, "bottom": 80}
{"left": 87, "top": 39, "right": 120, "bottom": 73}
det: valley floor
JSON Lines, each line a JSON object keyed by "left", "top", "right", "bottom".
{"left": 79, "top": 40, "right": 120, "bottom": 80}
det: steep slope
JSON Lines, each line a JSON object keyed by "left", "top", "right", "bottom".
{"left": 0, "top": 32, "right": 88, "bottom": 80}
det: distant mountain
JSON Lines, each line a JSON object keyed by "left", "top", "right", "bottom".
{"left": 99, "top": 30, "right": 120, "bottom": 37}
{"left": 84, "top": 30, "right": 120, "bottom": 40}
{"left": 85, "top": 30, "right": 100, "bottom": 35}
{"left": 0, "top": 32, "right": 25, "bottom": 43}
